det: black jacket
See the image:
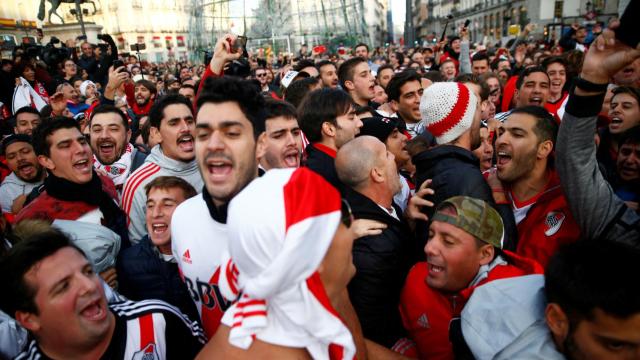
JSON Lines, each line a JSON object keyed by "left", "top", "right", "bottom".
{"left": 413, "top": 145, "right": 518, "bottom": 250}
{"left": 117, "top": 236, "right": 199, "bottom": 322}
{"left": 345, "top": 189, "right": 416, "bottom": 347}
{"left": 303, "top": 143, "right": 345, "bottom": 193}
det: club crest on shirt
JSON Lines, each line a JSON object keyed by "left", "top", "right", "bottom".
{"left": 544, "top": 211, "right": 565, "bottom": 236}
{"left": 132, "top": 343, "right": 159, "bottom": 360}
{"left": 105, "top": 163, "right": 127, "bottom": 176}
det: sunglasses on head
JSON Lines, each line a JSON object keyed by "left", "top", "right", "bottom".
{"left": 340, "top": 198, "right": 354, "bottom": 228}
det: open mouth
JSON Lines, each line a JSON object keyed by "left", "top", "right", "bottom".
{"left": 496, "top": 151, "right": 512, "bottom": 169}
{"left": 177, "top": 135, "right": 194, "bottom": 152}
{"left": 98, "top": 141, "right": 115, "bottom": 156}
{"left": 73, "top": 159, "right": 91, "bottom": 173}
{"left": 282, "top": 149, "right": 300, "bottom": 168}
{"left": 152, "top": 223, "right": 168, "bottom": 235}
{"left": 206, "top": 158, "right": 233, "bottom": 182}
{"left": 529, "top": 97, "right": 543, "bottom": 106}
{"left": 80, "top": 299, "right": 106, "bottom": 321}
{"left": 18, "top": 162, "right": 36, "bottom": 177}
{"left": 428, "top": 263, "right": 445, "bottom": 274}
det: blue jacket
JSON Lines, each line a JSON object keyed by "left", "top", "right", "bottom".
{"left": 116, "top": 235, "right": 199, "bottom": 321}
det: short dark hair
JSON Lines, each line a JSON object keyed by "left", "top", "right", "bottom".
{"left": 354, "top": 43, "right": 369, "bottom": 53}
{"left": 179, "top": 84, "right": 196, "bottom": 92}
{"left": 264, "top": 99, "right": 297, "bottom": 122}
{"left": 376, "top": 64, "right": 394, "bottom": 80}
{"left": 89, "top": 104, "right": 129, "bottom": 131}
{"left": 545, "top": 240, "right": 640, "bottom": 324}
{"left": 393, "top": 52, "right": 405, "bottom": 66}
{"left": 471, "top": 52, "right": 489, "bottom": 65}
{"left": 0, "top": 226, "right": 85, "bottom": 317}
{"left": 423, "top": 70, "right": 444, "bottom": 83}
{"left": 510, "top": 105, "right": 557, "bottom": 144}
{"left": 148, "top": 94, "right": 193, "bottom": 129}
{"left": 541, "top": 56, "right": 568, "bottom": 72}
{"left": 135, "top": 79, "right": 157, "bottom": 95}
{"left": 32, "top": 116, "right": 80, "bottom": 157}
{"left": 284, "top": 77, "right": 320, "bottom": 109}
{"left": 298, "top": 88, "right": 353, "bottom": 143}
{"left": 516, "top": 66, "right": 549, "bottom": 90}
{"left": 196, "top": 76, "right": 266, "bottom": 138}
{"left": 619, "top": 125, "right": 640, "bottom": 148}
{"left": 386, "top": 71, "right": 422, "bottom": 102}
{"left": 144, "top": 175, "right": 197, "bottom": 199}
{"left": 612, "top": 86, "right": 640, "bottom": 106}
{"left": 293, "top": 59, "right": 316, "bottom": 73}
{"left": 338, "top": 57, "right": 367, "bottom": 89}
{"left": 316, "top": 60, "right": 335, "bottom": 72}
{"left": 14, "top": 106, "right": 41, "bottom": 119}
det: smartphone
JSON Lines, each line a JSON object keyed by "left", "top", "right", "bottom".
{"left": 233, "top": 35, "right": 248, "bottom": 53}
{"left": 77, "top": 35, "right": 87, "bottom": 41}
{"left": 130, "top": 43, "right": 146, "bottom": 51}
{"left": 112, "top": 59, "right": 126, "bottom": 72}
{"left": 464, "top": 19, "right": 471, "bottom": 29}
{"left": 616, "top": 0, "right": 639, "bottom": 48}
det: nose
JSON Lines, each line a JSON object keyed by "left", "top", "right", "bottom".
{"left": 424, "top": 236, "right": 438, "bottom": 258}
{"left": 150, "top": 204, "right": 163, "bottom": 218}
{"left": 206, "top": 131, "right": 225, "bottom": 152}
{"left": 78, "top": 270, "right": 99, "bottom": 295}
{"left": 356, "top": 117, "right": 363, "bottom": 129}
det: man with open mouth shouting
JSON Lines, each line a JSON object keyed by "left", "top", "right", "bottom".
{"left": 15, "top": 117, "right": 129, "bottom": 247}
{"left": 0, "top": 134, "right": 45, "bottom": 215}
{"left": 0, "top": 227, "right": 205, "bottom": 360}
{"left": 121, "top": 94, "right": 203, "bottom": 244}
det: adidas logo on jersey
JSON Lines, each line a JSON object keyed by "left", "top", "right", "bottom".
{"left": 417, "top": 313, "right": 430, "bottom": 329}
{"left": 182, "top": 249, "right": 192, "bottom": 264}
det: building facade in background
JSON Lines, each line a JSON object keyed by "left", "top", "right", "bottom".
{"left": 413, "top": 0, "right": 620, "bottom": 46}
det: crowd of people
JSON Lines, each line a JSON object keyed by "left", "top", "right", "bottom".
{"left": 0, "top": 16, "right": 639, "bottom": 360}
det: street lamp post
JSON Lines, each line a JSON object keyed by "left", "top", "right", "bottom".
{"left": 405, "top": 0, "right": 415, "bottom": 47}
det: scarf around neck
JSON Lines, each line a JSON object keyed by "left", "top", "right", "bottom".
{"left": 93, "top": 143, "right": 134, "bottom": 188}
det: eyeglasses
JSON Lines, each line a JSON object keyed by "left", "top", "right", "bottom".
{"left": 255, "top": 73, "right": 267, "bottom": 78}
{"left": 340, "top": 198, "right": 354, "bottom": 228}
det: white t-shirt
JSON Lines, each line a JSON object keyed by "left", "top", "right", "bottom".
{"left": 171, "top": 194, "right": 231, "bottom": 339}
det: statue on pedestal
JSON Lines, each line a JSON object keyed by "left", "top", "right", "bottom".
{"left": 37, "top": 0, "right": 98, "bottom": 24}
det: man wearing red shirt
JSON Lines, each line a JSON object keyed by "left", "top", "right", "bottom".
{"left": 398, "top": 196, "right": 543, "bottom": 359}
{"left": 491, "top": 106, "right": 580, "bottom": 266}
{"left": 125, "top": 79, "right": 157, "bottom": 117}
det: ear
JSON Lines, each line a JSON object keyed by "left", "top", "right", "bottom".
{"left": 537, "top": 139, "right": 554, "bottom": 160}
{"left": 344, "top": 80, "right": 355, "bottom": 92}
{"left": 38, "top": 155, "right": 55, "bottom": 171}
{"left": 390, "top": 100, "right": 399, "bottom": 113}
{"left": 478, "top": 244, "right": 494, "bottom": 266}
{"left": 150, "top": 126, "right": 163, "bottom": 144}
{"left": 126, "top": 128, "right": 132, "bottom": 144}
{"left": 371, "top": 166, "right": 384, "bottom": 183}
{"left": 513, "top": 88, "right": 520, "bottom": 103}
{"left": 255, "top": 132, "right": 267, "bottom": 160}
{"left": 321, "top": 122, "right": 336, "bottom": 138}
{"left": 15, "top": 311, "right": 41, "bottom": 332}
{"left": 545, "top": 303, "right": 570, "bottom": 345}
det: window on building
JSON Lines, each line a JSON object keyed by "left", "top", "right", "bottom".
{"left": 177, "top": 35, "right": 185, "bottom": 47}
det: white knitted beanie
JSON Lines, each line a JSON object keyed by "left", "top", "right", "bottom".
{"left": 419, "top": 82, "right": 478, "bottom": 144}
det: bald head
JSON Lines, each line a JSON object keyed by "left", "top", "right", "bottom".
{"left": 336, "top": 136, "right": 385, "bottom": 190}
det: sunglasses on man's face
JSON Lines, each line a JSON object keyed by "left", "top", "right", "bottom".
{"left": 256, "top": 73, "right": 267, "bottom": 77}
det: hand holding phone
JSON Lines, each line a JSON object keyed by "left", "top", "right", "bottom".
{"left": 615, "top": 0, "right": 639, "bottom": 48}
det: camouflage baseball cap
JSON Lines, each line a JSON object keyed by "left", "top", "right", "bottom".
{"left": 432, "top": 196, "right": 504, "bottom": 248}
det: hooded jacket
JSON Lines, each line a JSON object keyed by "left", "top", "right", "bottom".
{"left": 345, "top": 189, "right": 416, "bottom": 347}
{"left": 121, "top": 145, "right": 203, "bottom": 243}
{"left": 0, "top": 172, "right": 43, "bottom": 214}
{"left": 461, "top": 275, "right": 564, "bottom": 360}
{"left": 413, "top": 145, "right": 518, "bottom": 250}
{"left": 399, "top": 251, "right": 543, "bottom": 360}
{"left": 557, "top": 91, "right": 640, "bottom": 245}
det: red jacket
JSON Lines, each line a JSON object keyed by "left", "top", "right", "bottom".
{"left": 514, "top": 171, "right": 581, "bottom": 267}
{"left": 398, "top": 251, "right": 543, "bottom": 360}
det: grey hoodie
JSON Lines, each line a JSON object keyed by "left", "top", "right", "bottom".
{"left": 556, "top": 92, "right": 640, "bottom": 246}
{"left": 121, "top": 145, "right": 203, "bottom": 243}
{"left": 0, "top": 172, "right": 43, "bottom": 213}
{"left": 461, "top": 275, "right": 564, "bottom": 360}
